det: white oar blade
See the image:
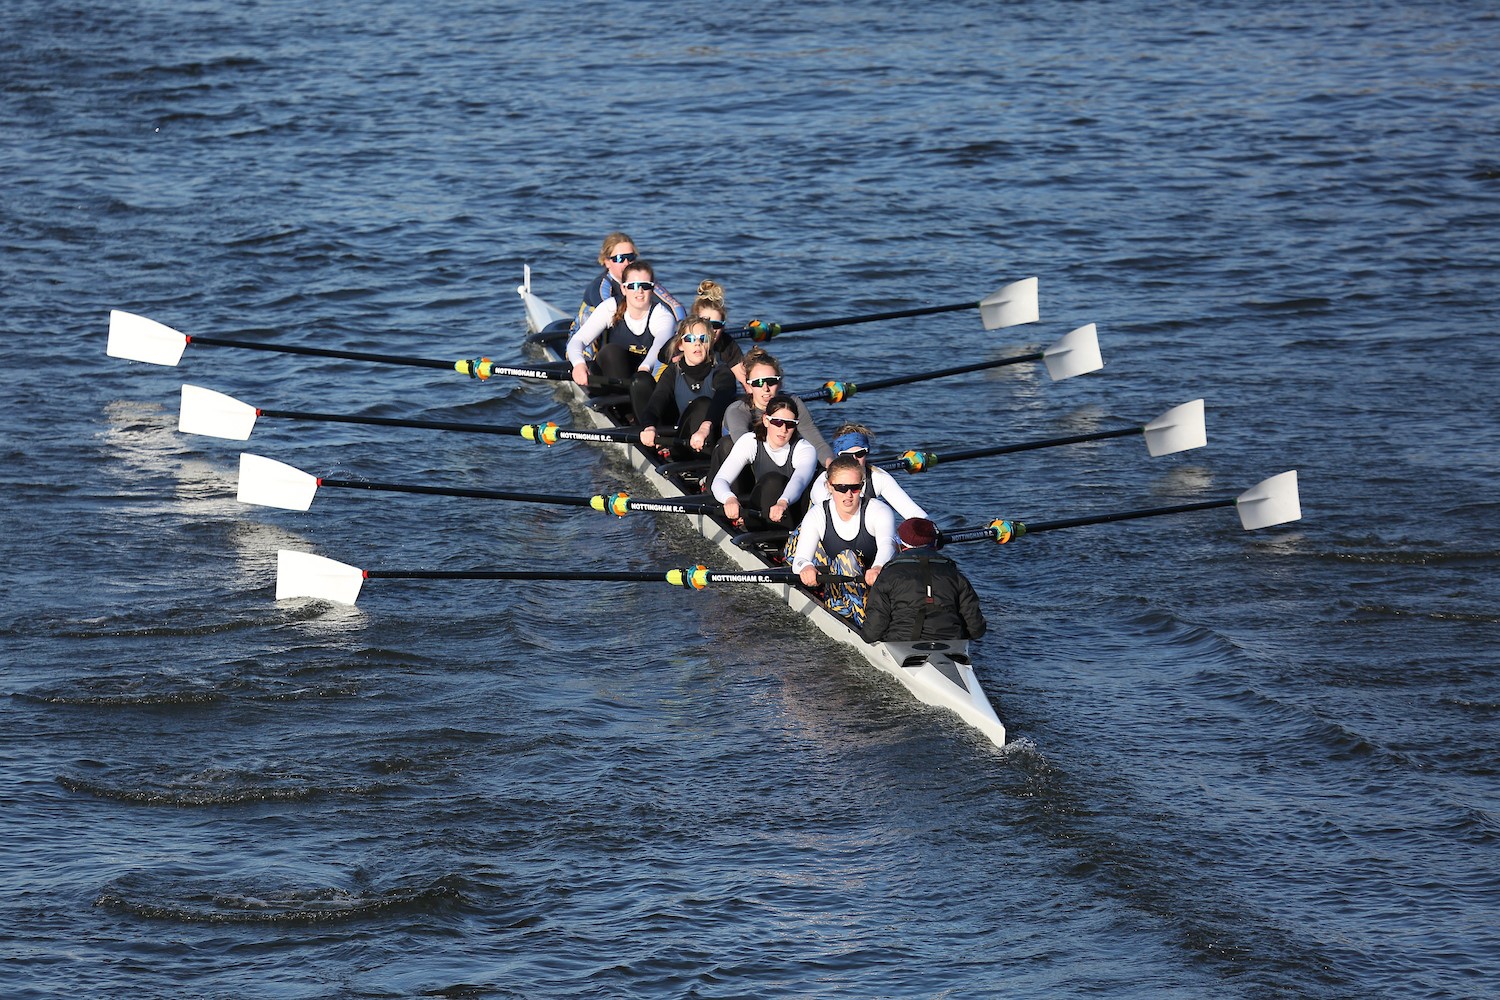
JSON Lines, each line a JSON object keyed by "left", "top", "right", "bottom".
{"left": 107, "top": 309, "right": 189, "bottom": 366}
{"left": 237, "top": 453, "right": 319, "bottom": 511}
{"left": 180, "top": 384, "right": 259, "bottom": 440}
{"left": 1041, "top": 323, "right": 1104, "bottom": 381}
{"left": 276, "top": 550, "right": 365, "bottom": 604}
{"left": 1143, "top": 399, "right": 1207, "bottom": 457}
{"left": 1235, "top": 470, "right": 1301, "bottom": 530}
{"left": 978, "top": 276, "right": 1039, "bottom": 330}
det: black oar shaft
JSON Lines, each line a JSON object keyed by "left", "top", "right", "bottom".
{"left": 318, "top": 478, "right": 596, "bottom": 507}
{"left": 850, "top": 350, "right": 1043, "bottom": 393}
{"left": 1024, "top": 498, "right": 1232, "bottom": 533}
{"left": 188, "top": 335, "right": 454, "bottom": 371}
{"left": 805, "top": 349, "right": 1045, "bottom": 403}
{"left": 368, "top": 569, "right": 674, "bottom": 583}
{"left": 259, "top": 409, "right": 644, "bottom": 444}
{"left": 772, "top": 300, "right": 977, "bottom": 335}
{"left": 264, "top": 409, "right": 527, "bottom": 436}
{"left": 882, "top": 425, "right": 1140, "bottom": 470}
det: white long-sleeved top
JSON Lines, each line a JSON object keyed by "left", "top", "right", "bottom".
{"left": 791, "top": 497, "right": 898, "bottom": 573}
{"left": 564, "top": 297, "right": 676, "bottom": 371}
{"left": 710, "top": 434, "right": 818, "bottom": 507}
{"left": 808, "top": 465, "right": 928, "bottom": 520}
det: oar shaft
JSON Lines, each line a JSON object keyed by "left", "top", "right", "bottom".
{"left": 367, "top": 569, "right": 677, "bottom": 583}
{"left": 880, "top": 425, "right": 1140, "bottom": 470}
{"left": 851, "top": 350, "right": 1044, "bottom": 393}
{"left": 188, "top": 335, "right": 454, "bottom": 371}
{"left": 318, "top": 478, "right": 597, "bottom": 507}
{"left": 258, "top": 409, "right": 645, "bottom": 444}
{"left": 747, "top": 300, "right": 977, "bottom": 337}
{"left": 805, "top": 349, "right": 1045, "bottom": 403}
{"left": 1024, "top": 498, "right": 1232, "bottom": 533}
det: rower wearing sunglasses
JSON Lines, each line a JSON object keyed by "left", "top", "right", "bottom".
{"left": 710, "top": 394, "right": 818, "bottom": 530}
{"left": 688, "top": 279, "right": 748, "bottom": 390}
{"left": 790, "top": 453, "right": 899, "bottom": 624}
{"left": 567, "top": 259, "right": 678, "bottom": 397}
{"left": 808, "top": 423, "right": 928, "bottom": 520}
{"left": 636, "top": 317, "right": 740, "bottom": 462}
{"left": 569, "top": 231, "right": 685, "bottom": 335}
{"left": 717, "top": 348, "right": 833, "bottom": 464}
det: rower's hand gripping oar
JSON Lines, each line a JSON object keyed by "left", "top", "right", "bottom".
{"left": 106, "top": 310, "right": 625, "bottom": 388}
{"left": 805, "top": 322, "right": 1103, "bottom": 405}
{"left": 736, "top": 276, "right": 1039, "bottom": 341}
{"left": 938, "top": 471, "right": 1302, "bottom": 547}
{"left": 882, "top": 398, "right": 1206, "bottom": 474}
{"left": 235, "top": 454, "right": 710, "bottom": 517}
{"left": 178, "top": 384, "right": 669, "bottom": 447}
{"left": 275, "top": 551, "right": 857, "bottom": 605}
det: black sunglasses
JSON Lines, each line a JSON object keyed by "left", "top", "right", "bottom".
{"left": 829, "top": 481, "right": 864, "bottom": 494}
{"left": 608, "top": 252, "right": 638, "bottom": 263}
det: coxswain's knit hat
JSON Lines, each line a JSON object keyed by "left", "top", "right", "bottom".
{"left": 897, "top": 517, "right": 939, "bottom": 549}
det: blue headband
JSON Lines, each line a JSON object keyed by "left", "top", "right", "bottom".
{"left": 832, "top": 431, "right": 870, "bottom": 454}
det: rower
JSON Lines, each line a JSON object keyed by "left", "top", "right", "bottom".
{"left": 808, "top": 422, "right": 928, "bottom": 520}
{"left": 711, "top": 393, "right": 818, "bottom": 530}
{"left": 637, "top": 317, "right": 739, "bottom": 462}
{"left": 688, "top": 279, "right": 748, "bottom": 390}
{"left": 861, "top": 517, "right": 987, "bottom": 643}
{"left": 791, "top": 454, "right": 898, "bottom": 624}
{"left": 566, "top": 259, "right": 677, "bottom": 408}
{"left": 570, "top": 231, "right": 685, "bottom": 334}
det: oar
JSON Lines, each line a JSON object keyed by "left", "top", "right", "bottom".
{"left": 106, "top": 310, "right": 624, "bottom": 388}
{"left": 235, "top": 454, "right": 710, "bottom": 517}
{"left": 803, "top": 322, "right": 1102, "bottom": 404}
{"left": 736, "top": 276, "right": 1039, "bottom": 341}
{"left": 939, "top": 471, "right": 1302, "bottom": 547}
{"left": 880, "top": 399, "right": 1206, "bottom": 473}
{"left": 276, "top": 550, "right": 855, "bottom": 605}
{"left": 178, "top": 384, "right": 664, "bottom": 446}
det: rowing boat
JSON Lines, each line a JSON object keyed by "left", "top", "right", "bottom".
{"left": 515, "top": 267, "right": 1010, "bottom": 749}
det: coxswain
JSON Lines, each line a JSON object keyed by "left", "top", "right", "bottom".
{"left": 710, "top": 393, "right": 818, "bottom": 529}
{"left": 808, "top": 422, "right": 928, "bottom": 520}
{"left": 861, "top": 517, "right": 987, "bottom": 643}
{"left": 566, "top": 259, "right": 677, "bottom": 402}
{"left": 790, "top": 454, "right": 898, "bottom": 624}
{"left": 571, "top": 231, "right": 685, "bottom": 334}
{"left": 637, "top": 317, "right": 739, "bottom": 462}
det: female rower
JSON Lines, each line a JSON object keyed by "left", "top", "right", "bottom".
{"left": 567, "top": 259, "right": 677, "bottom": 392}
{"left": 791, "top": 453, "right": 899, "bottom": 624}
{"left": 637, "top": 317, "right": 739, "bottom": 461}
{"left": 711, "top": 393, "right": 818, "bottom": 529}
{"left": 689, "top": 279, "right": 747, "bottom": 389}
{"left": 570, "top": 231, "right": 685, "bottom": 333}
{"left": 808, "top": 422, "right": 929, "bottom": 520}
{"left": 717, "top": 347, "right": 833, "bottom": 464}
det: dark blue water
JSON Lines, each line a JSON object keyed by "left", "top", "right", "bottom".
{"left": 4, "top": 2, "right": 1498, "bottom": 997}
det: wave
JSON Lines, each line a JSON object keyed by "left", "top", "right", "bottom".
{"left": 56, "top": 770, "right": 402, "bottom": 806}
{"left": 95, "top": 873, "right": 465, "bottom": 924}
